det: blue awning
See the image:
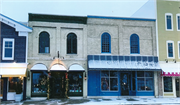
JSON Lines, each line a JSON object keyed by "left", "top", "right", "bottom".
{"left": 88, "top": 55, "right": 161, "bottom": 71}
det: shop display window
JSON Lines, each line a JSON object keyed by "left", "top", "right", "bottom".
{"left": 137, "top": 71, "right": 153, "bottom": 91}
{"left": 9, "top": 77, "right": 23, "bottom": 93}
{"left": 164, "top": 77, "right": 172, "bottom": 92}
{"left": 68, "top": 72, "right": 83, "bottom": 96}
{"left": 32, "top": 72, "right": 47, "bottom": 97}
{"left": 101, "top": 71, "right": 118, "bottom": 91}
{"left": 1, "top": 79, "right": 3, "bottom": 97}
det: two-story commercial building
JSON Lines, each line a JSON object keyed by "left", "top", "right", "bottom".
{"left": 0, "top": 14, "right": 32, "bottom": 101}
{"left": 27, "top": 14, "right": 87, "bottom": 99}
{"left": 87, "top": 16, "right": 161, "bottom": 97}
{"left": 156, "top": 0, "right": 180, "bottom": 97}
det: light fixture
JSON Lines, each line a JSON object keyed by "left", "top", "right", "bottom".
{"left": 84, "top": 72, "right": 87, "bottom": 80}
{"left": 165, "top": 59, "right": 168, "bottom": 63}
{"left": 53, "top": 51, "right": 64, "bottom": 60}
{"left": 173, "top": 59, "right": 176, "bottom": 63}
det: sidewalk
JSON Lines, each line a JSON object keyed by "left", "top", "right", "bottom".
{"left": 1, "top": 97, "right": 180, "bottom": 105}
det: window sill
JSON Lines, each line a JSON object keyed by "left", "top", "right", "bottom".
{"left": 38, "top": 53, "right": 51, "bottom": 55}
{"left": 2, "top": 58, "right": 14, "bottom": 60}
{"left": 66, "top": 54, "right": 78, "bottom": 56}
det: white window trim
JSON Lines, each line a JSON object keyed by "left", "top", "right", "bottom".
{"left": 166, "top": 40, "right": 175, "bottom": 59}
{"left": 165, "top": 13, "right": 173, "bottom": 31}
{"left": 2, "top": 38, "right": 15, "bottom": 60}
{"left": 176, "top": 14, "right": 180, "bottom": 31}
{"left": 178, "top": 41, "right": 180, "bottom": 59}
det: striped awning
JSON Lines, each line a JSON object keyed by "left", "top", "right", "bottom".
{"left": 88, "top": 55, "right": 161, "bottom": 71}
{"left": 160, "top": 62, "right": 180, "bottom": 77}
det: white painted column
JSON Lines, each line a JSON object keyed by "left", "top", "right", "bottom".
{"left": 154, "top": 71, "right": 158, "bottom": 97}
{"left": 172, "top": 77, "right": 176, "bottom": 97}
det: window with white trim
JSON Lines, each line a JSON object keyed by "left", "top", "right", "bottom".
{"left": 166, "top": 41, "right": 174, "bottom": 58}
{"left": 176, "top": 14, "right": 180, "bottom": 31}
{"left": 178, "top": 41, "right": 180, "bottom": 59}
{"left": 165, "top": 13, "right": 173, "bottom": 31}
{"left": 2, "top": 38, "right": 14, "bottom": 60}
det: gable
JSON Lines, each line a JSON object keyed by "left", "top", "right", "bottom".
{"left": 0, "top": 14, "right": 32, "bottom": 36}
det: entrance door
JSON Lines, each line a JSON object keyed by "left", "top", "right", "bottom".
{"left": 176, "top": 78, "right": 180, "bottom": 97}
{"left": 121, "top": 73, "right": 129, "bottom": 95}
{"left": 50, "top": 72, "right": 65, "bottom": 98}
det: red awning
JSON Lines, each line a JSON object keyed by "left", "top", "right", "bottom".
{"left": 160, "top": 62, "right": 180, "bottom": 77}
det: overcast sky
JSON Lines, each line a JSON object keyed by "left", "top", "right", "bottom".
{"left": 0, "top": 0, "right": 152, "bottom": 22}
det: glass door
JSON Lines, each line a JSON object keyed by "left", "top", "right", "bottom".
{"left": 176, "top": 78, "right": 180, "bottom": 97}
{"left": 121, "top": 73, "right": 129, "bottom": 95}
{"left": 50, "top": 72, "right": 65, "bottom": 98}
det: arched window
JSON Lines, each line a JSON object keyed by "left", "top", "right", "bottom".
{"left": 39, "top": 32, "right": 50, "bottom": 53}
{"left": 67, "top": 33, "right": 77, "bottom": 54}
{"left": 101, "top": 32, "right": 111, "bottom": 53}
{"left": 130, "top": 34, "right": 139, "bottom": 54}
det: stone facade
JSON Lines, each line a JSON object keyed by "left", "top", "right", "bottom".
{"left": 27, "top": 14, "right": 160, "bottom": 98}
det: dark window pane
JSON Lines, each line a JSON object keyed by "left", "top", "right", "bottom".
{"left": 9, "top": 77, "right": 23, "bottom": 93}
{"left": 178, "top": 16, "right": 180, "bottom": 30}
{"left": 145, "top": 71, "right": 153, "bottom": 77}
{"left": 132, "top": 71, "right": 135, "bottom": 77}
{"left": 68, "top": 73, "right": 83, "bottom": 94}
{"left": 110, "top": 71, "right": 118, "bottom": 77}
{"left": 132, "top": 78, "right": 136, "bottom": 91}
{"left": 5, "top": 48, "right": 12, "bottom": 57}
{"left": 164, "top": 77, "right": 172, "bottom": 92}
{"left": 137, "top": 78, "right": 145, "bottom": 91}
{"left": 32, "top": 72, "right": 47, "bottom": 96}
{"left": 130, "top": 34, "right": 139, "bottom": 54}
{"left": 39, "top": 32, "right": 50, "bottom": 53}
{"left": 168, "top": 43, "right": 173, "bottom": 57}
{"left": 101, "top": 78, "right": 109, "bottom": 91}
{"left": 146, "top": 78, "right": 153, "bottom": 90}
{"left": 102, "top": 33, "right": 111, "bottom": 53}
{"left": 137, "top": 71, "right": 144, "bottom": 77}
{"left": 67, "top": 33, "right": 77, "bottom": 54}
{"left": 167, "top": 15, "right": 172, "bottom": 29}
{"left": 101, "top": 71, "right": 109, "bottom": 77}
{"left": 110, "top": 78, "right": 118, "bottom": 91}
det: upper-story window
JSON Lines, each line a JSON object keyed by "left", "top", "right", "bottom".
{"left": 130, "top": 34, "right": 140, "bottom": 54}
{"left": 178, "top": 41, "right": 180, "bottom": 59}
{"left": 67, "top": 33, "right": 77, "bottom": 54}
{"left": 101, "top": 32, "right": 111, "bottom": 53}
{"left": 2, "top": 38, "right": 14, "bottom": 60}
{"left": 176, "top": 14, "right": 180, "bottom": 31}
{"left": 166, "top": 41, "right": 174, "bottom": 58}
{"left": 165, "top": 13, "right": 173, "bottom": 31}
{"left": 39, "top": 32, "right": 50, "bottom": 53}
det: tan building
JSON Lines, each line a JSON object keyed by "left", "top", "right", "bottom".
{"left": 27, "top": 13, "right": 88, "bottom": 99}
{"left": 156, "top": 0, "right": 180, "bottom": 97}
{"left": 87, "top": 16, "right": 161, "bottom": 97}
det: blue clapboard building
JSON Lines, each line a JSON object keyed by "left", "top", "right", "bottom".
{"left": 0, "top": 14, "right": 32, "bottom": 101}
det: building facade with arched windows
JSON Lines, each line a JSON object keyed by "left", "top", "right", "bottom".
{"left": 87, "top": 16, "right": 161, "bottom": 97}
{"left": 27, "top": 13, "right": 161, "bottom": 99}
{"left": 27, "top": 13, "right": 88, "bottom": 99}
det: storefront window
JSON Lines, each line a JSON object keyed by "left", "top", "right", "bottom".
{"left": 9, "top": 77, "right": 23, "bottom": 93}
{"left": 137, "top": 71, "right": 153, "bottom": 91}
{"left": 1, "top": 79, "right": 3, "bottom": 97}
{"left": 101, "top": 71, "right": 118, "bottom": 91}
{"left": 32, "top": 72, "right": 47, "bottom": 97}
{"left": 164, "top": 77, "right": 172, "bottom": 92}
{"left": 68, "top": 72, "right": 83, "bottom": 96}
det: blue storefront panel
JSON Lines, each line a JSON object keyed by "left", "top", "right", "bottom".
{"left": 88, "top": 71, "right": 155, "bottom": 96}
